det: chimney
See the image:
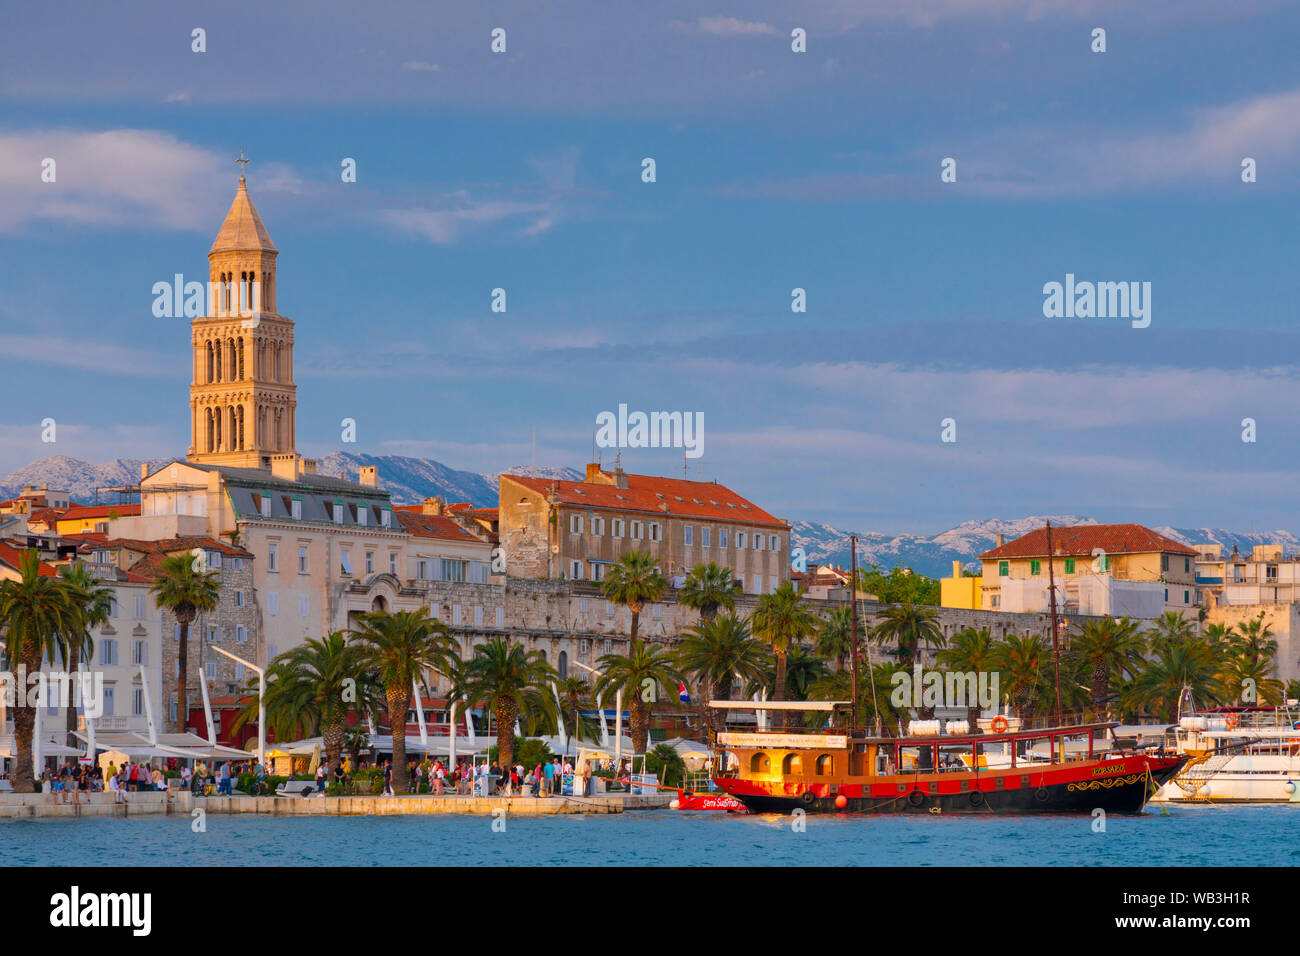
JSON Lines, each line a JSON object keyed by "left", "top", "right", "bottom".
{"left": 995, "top": 533, "right": 1005, "bottom": 547}
{"left": 614, "top": 468, "right": 628, "bottom": 489}
{"left": 952, "top": 560, "right": 962, "bottom": 578}
{"left": 585, "top": 463, "right": 603, "bottom": 482}
{"left": 270, "top": 453, "right": 300, "bottom": 482}
{"left": 140, "top": 462, "right": 150, "bottom": 481}
{"left": 359, "top": 465, "right": 378, "bottom": 488}
{"left": 422, "top": 496, "right": 445, "bottom": 516}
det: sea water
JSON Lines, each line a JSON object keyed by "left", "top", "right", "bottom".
{"left": 0, "top": 805, "right": 1293, "bottom": 867}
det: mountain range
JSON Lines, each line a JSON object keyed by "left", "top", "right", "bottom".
{"left": 4, "top": 455, "right": 1297, "bottom": 576}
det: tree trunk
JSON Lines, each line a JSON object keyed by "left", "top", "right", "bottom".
{"left": 323, "top": 716, "right": 345, "bottom": 781}
{"left": 387, "top": 685, "right": 409, "bottom": 792}
{"left": 495, "top": 700, "right": 517, "bottom": 769}
{"left": 175, "top": 609, "right": 195, "bottom": 734}
{"left": 773, "top": 650, "right": 788, "bottom": 731}
{"left": 66, "top": 641, "right": 82, "bottom": 747}
{"left": 630, "top": 697, "right": 649, "bottom": 755}
{"left": 629, "top": 607, "right": 641, "bottom": 644}
{"left": 11, "top": 646, "right": 41, "bottom": 792}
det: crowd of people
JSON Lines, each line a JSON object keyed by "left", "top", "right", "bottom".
{"left": 313, "top": 754, "right": 598, "bottom": 797}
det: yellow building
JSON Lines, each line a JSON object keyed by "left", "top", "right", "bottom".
{"left": 55, "top": 503, "right": 141, "bottom": 535}
{"left": 940, "top": 560, "right": 982, "bottom": 610}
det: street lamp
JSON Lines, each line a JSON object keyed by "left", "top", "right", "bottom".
{"left": 210, "top": 645, "right": 264, "bottom": 768}
{"left": 572, "top": 658, "right": 622, "bottom": 771}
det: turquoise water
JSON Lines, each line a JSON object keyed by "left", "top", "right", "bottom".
{"left": 2, "top": 805, "right": 1295, "bottom": 866}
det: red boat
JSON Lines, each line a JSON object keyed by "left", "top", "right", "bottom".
{"left": 674, "top": 791, "right": 747, "bottom": 812}
{"left": 710, "top": 705, "right": 1187, "bottom": 815}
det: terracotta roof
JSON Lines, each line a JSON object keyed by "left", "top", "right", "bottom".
{"left": 74, "top": 534, "right": 251, "bottom": 560}
{"left": 503, "top": 470, "right": 786, "bottom": 528}
{"left": 58, "top": 504, "right": 141, "bottom": 522}
{"left": 394, "top": 510, "right": 480, "bottom": 542}
{"left": 0, "top": 541, "right": 58, "bottom": 577}
{"left": 210, "top": 177, "right": 277, "bottom": 254}
{"left": 979, "top": 523, "right": 1197, "bottom": 560}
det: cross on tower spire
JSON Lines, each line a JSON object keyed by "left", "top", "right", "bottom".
{"left": 235, "top": 149, "right": 250, "bottom": 181}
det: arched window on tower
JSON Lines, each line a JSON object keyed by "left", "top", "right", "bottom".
{"left": 273, "top": 342, "right": 281, "bottom": 383}
{"left": 227, "top": 338, "right": 236, "bottom": 380}
{"left": 213, "top": 406, "right": 222, "bottom": 451}
{"left": 214, "top": 340, "right": 222, "bottom": 382}
{"left": 557, "top": 650, "right": 568, "bottom": 680}
{"left": 237, "top": 338, "right": 245, "bottom": 379}
{"left": 237, "top": 406, "right": 245, "bottom": 450}
{"left": 205, "top": 408, "right": 214, "bottom": 453}
{"left": 206, "top": 341, "right": 214, "bottom": 383}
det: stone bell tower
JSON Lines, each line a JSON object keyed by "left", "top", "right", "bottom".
{"left": 187, "top": 156, "right": 297, "bottom": 470}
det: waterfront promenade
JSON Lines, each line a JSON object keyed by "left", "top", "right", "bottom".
{"left": 0, "top": 791, "right": 673, "bottom": 819}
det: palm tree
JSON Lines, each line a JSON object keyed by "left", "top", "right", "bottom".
{"left": 593, "top": 640, "right": 684, "bottom": 755}
{"left": 815, "top": 605, "right": 862, "bottom": 671}
{"left": 674, "top": 613, "right": 770, "bottom": 741}
{"left": 1068, "top": 616, "right": 1145, "bottom": 719}
{"left": 780, "top": 643, "right": 828, "bottom": 702}
{"left": 869, "top": 602, "right": 946, "bottom": 668}
{"left": 1219, "top": 653, "right": 1284, "bottom": 707}
{"left": 807, "top": 663, "right": 909, "bottom": 734}
{"left": 555, "top": 674, "right": 603, "bottom": 747}
{"left": 58, "top": 561, "right": 113, "bottom": 746}
{"left": 457, "top": 637, "right": 555, "bottom": 769}
{"left": 1151, "top": 610, "right": 1195, "bottom": 642}
{"left": 1126, "top": 634, "right": 1224, "bottom": 720}
{"left": 679, "top": 562, "right": 737, "bottom": 624}
{"left": 234, "top": 632, "right": 380, "bottom": 780}
{"left": 751, "top": 582, "right": 819, "bottom": 728}
{"left": 149, "top": 553, "right": 220, "bottom": 733}
{"left": 1231, "top": 614, "right": 1278, "bottom": 671}
{"left": 601, "top": 550, "right": 668, "bottom": 643}
{"left": 0, "top": 550, "right": 77, "bottom": 791}
{"left": 351, "top": 608, "right": 458, "bottom": 792}
{"left": 994, "top": 633, "right": 1049, "bottom": 720}
{"left": 937, "top": 627, "right": 997, "bottom": 731}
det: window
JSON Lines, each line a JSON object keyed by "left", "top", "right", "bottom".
{"left": 1064, "top": 558, "right": 1075, "bottom": 574}
{"left": 1098, "top": 554, "right": 1110, "bottom": 571}
{"left": 991, "top": 595, "right": 1000, "bottom": 608}
{"left": 236, "top": 626, "right": 248, "bottom": 644}
{"left": 631, "top": 521, "right": 643, "bottom": 540}
{"left": 998, "top": 560, "right": 1009, "bottom": 577}
{"left": 612, "top": 519, "right": 624, "bottom": 538}
{"left": 204, "top": 662, "right": 216, "bottom": 680}
{"left": 684, "top": 526, "right": 693, "bottom": 546}
{"left": 299, "top": 547, "right": 308, "bottom": 573}
{"left": 769, "top": 535, "right": 780, "bottom": 552}
{"left": 132, "top": 640, "right": 147, "bottom": 666}
{"left": 291, "top": 498, "right": 302, "bottom": 519}
{"left": 234, "top": 589, "right": 244, "bottom": 607}
{"left": 340, "top": 550, "right": 354, "bottom": 575}
{"left": 381, "top": 509, "right": 391, "bottom": 528}
{"left": 99, "top": 685, "right": 115, "bottom": 718}
{"left": 816, "top": 754, "right": 834, "bottom": 775}
{"left": 650, "top": 522, "right": 661, "bottom": 542}
{"left": 365, "top": 551, "right": 374, "bottom": 574}
{"left": 206, "top": 625, "right": 217, "bottom": 643}
{"left": 782, "top": 754, "right": 803, "bottom": 775}
{"left": 754, "top": 534, "right": 764, "bottom": 551}
{"left": 134, "top": 595, "right": 146, "bottom": 618}
{"left": 235, "top": 662, "right": 245, "bottom": 680}
{"left": 1183, "top": 590, "right": 1190, "bottom": 604}
{"left": 591, "top": 562, "right": 605, "bottom": 582}
{"left": 570, "top": 514, "right": 584, "bottom": 534}
{"left": 1184, "top": 557, "right": 1191, "bottom": 573}
{"left": 702, "top": 527, "right": 711, "bottom": 547}
{"left": 579, "top": 638, "right": 589, "bottom": 655}
{"left": 570, "top": 560, "right": 582, "bottom": 579}
{"left": 332, "top": 503, "right": 344, "bottom": 524}
{"left": 100, "top": 639, "right": 118, "bottom": 666}
{"left": 440, "top": 559, "right": 467, "bottom": 583}
{"left": 737, "top": 532, "right": 747, "bottom": 549}
{"left": 593, "top": 516, "right": 605, "bottom": 536}
{"left": 495, "top": 607, "right": 504, "bottom": 628}
{"left": 557, "top": 651, "right": 568, "bottom": 679}
{"left": 206, "top": 550, "right": 222, "bottom": 570}
{"left": 606, "top": 601, "right": 615, "bottom": 618}
{"left": 299, "top": 595, "right": 309, "bottom": 617}
{"left": 357, "top": 505, "right": 368, "bottom": 526}
{"left": 750, "top": 753, "right": 770, "bottom": 774}
{"left": 1164, "top": 588, "right": 1169, "bottom": 602}
{"left": 268, "top": 593, "right": 278, "bottom": 615}
{"left": 1030, "top": 560, "right": 1041, "bottom": 576}
{"left": 1161, "top": 554, "right": 1169, "bottom": 572}
{"left": 133, "top": 689, "right": 145, "bottom": 718}
{"left": 168, "top": 694, "right": 178, "bottom": 724}
{"left": 652, "top": 603, "right": 662, "bottom": 620}
{"left": 769, "top": 575, "right": 778, "bottom": 593}
{"left": 604, "top": 639, "right": 612, "bottom": 654}
{"left": 268, "top": 543, "right": 278, "bottom": 572}
{"left": 719, "top": 529, "right": 728, "bottom": 549}
{"left": 473, "top": 605, "right": 484, "bottom": 627}
{"left": 417, "top": 559, "right": 428, "bottom": 579}
{"left": 389, "top": 553, "right": 397, "bottom": 575}
{"left": 257, "top": 494, "right": 271, "bottom": 517}
{"left": 452, "top": 605, "right": 463, "bottom": 626}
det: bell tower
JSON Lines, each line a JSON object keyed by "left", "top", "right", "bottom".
{"left": 187, "top": 156, "right": 297, "bottom": 470}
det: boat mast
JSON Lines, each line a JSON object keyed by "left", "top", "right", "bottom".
{"left": 1046, "top": 520, "right": 1063, "bottom": 726}
{"left": 849, "top": 533, "right": 860, "bottom": 733}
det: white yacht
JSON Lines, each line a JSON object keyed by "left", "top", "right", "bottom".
{"left": 1150, "top": 703, "right": 1300, "bottom": 804}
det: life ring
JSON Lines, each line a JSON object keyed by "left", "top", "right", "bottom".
{"left": 1034, "top": 787, "right": 1049, "bottom": 802}
{"left": 1225, "top": 714, "right": 1239, "bottom": 729}
{"left": 800, "top": 791, "right": 816, "bottom": 808}
{"left": 907, "top": 789, "right": 926, "bottom": 807}
{"left": 991, "top": 716, "right": 1009, "bottom": 733}
{"left": 1291, "top": 721, "right": 1300, "bottom": 731}
{"left": 969, "top": 790, "right": 984, "bottom": 806}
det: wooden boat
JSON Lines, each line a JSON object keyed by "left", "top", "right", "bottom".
{"left": 709, "top": 705, "right": 1187, "bottom": 815}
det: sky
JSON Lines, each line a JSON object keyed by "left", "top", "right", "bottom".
{"left": 1, "top": 0, "right": 1298, "bottom": 535}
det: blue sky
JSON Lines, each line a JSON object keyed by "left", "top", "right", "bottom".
{"left": 2, "top": 1, "right": 1298, "bottom": 534}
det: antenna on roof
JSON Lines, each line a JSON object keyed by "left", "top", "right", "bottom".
{"left": 531, "top": 425, "right": 536, "bottom": 479}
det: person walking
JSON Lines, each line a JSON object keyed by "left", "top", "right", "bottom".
{"left": 532, "top": 764, "right": 543, "bottom": 798}
{"left": 382, "top": 760, "right": 394, "bottom": 797}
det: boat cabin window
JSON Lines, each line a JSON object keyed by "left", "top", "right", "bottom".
{"left": 816, "top": 754, "right": 833, "bottom": 776}
{"left": 782, "top": 753, "right": 803, "bottom": 775}
{"left": 750, "top": 752, "right": 770, "bottom": 774}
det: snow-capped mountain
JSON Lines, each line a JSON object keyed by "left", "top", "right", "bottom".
{"left": 0, "top": 455, "right": 174, "bottom": 504}
{"left": 791, "top": 517, "right": 1300, "bottom": 579}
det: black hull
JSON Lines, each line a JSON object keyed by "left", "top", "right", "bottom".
{"left": 732, "top": 764, "right": 1183, "bottom": 815}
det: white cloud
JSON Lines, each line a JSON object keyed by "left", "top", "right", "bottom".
{"left": 403, "top": 61, "right": 441, "bottom": 72}
{"left": 668, "top": 16, "right": 777, "bottom": 35}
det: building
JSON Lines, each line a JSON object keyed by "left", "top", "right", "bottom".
{"left": 54, "top": 504, "right": 141, "bottom": 536}
{"left": 978, "top": 523, "right": 1199, "bottom": 618}
{"left": 939, "top": 560, "right": 982, "bottom": 610}
{"left": 499, "top": 464, "right": 791, "bottom": 593}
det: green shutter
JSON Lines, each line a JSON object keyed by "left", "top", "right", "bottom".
{"left": 1064, "top": 558, "right": 1075, "bottom": 574}
{"left": 1030, "top": 559, "right": 1040, "bottom": 576}
{"left": 999, "top": 561, "right": 1009, "bottom": 577}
